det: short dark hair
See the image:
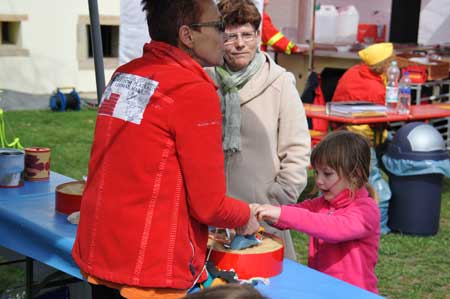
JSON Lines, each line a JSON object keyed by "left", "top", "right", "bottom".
{"left": 218, "top": 0, "right": 261, "bottom": 30}
{"left": 141, "top": 0, "right": 203, "bottom": 46}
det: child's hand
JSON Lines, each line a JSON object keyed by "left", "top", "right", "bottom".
{"left": 254, "top": 204, "right": 281, "bottom": 224}
{"left": 249, "top": 203, "right": 260, "bottom": 215}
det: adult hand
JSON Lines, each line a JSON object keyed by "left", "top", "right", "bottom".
{"left": 235, "top": 209, "right": 260, "bottom": 236}
{"left": 291, "top": 45, "right": 301, "bottom": 54}
{"left": 291, "top": 44, "right": 309, "bottom": 54}
{"left": 254, "top": 204, "right": 281, "bottom": 224}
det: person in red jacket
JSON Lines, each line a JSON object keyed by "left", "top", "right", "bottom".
{"left": 253, "top": 131, "right": 380, "bottom": 293}
{"left": 260, "top": 0, "right": 301, "bottom": 54}
{"left": 333, "top": 42, "right": 395, "bottom": 104}
{"left": 332, "top": 42, "right": 396, "bottom": 142}
{"left": 72, "top": 1, "right": 259, "bottom": 299}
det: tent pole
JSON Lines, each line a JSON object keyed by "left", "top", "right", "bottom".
{"left": 308, "top": 0, "right": 316, "bottom": 72}
{"left": 88, "top": 0, "right": 106, "bottom": 105}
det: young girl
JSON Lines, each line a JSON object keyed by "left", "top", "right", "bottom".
{"left": 253, "top": 131, "right": 380, "bottom": 293}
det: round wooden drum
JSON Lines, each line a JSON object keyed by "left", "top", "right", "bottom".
{"left": 208, "top": 232, "right": 284, "bottom": 279}
{"left": 55, "top": 181, "right": 85, "bottom": 214}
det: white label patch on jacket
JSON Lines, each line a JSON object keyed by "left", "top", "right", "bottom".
{"left": 99, "top": 73, "right": 159, "bottom": 125}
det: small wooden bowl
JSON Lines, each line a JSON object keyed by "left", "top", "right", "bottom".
{"left": 55, "top": 181, "right": 85, "bottom": 214}
{"left": 209, "top": 232, "right": 284, "bottom": 279}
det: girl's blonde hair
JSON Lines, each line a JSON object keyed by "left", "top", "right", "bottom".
{"left": 311, "top": 130, "right": 371, "bottom": 194}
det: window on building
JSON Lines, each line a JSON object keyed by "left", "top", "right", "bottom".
{"left": 0, "top": 15, "right": 29, "bottom": 56}
{"left": 78, "top": 15, "right": 120, "bottom": 70}
{"left": 1, "top": 22, "right": 17, "bottom": 44}
{"left": 86, "top": 24, "right": 119, "bottom": 58}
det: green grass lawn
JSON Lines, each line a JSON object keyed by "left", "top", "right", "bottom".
{"left": 1, "top": 109, "right": 449, "bottom": 298}
{"left": 3, "top": 109, "right": 98, "bottom": 180}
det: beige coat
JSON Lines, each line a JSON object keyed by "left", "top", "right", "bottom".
{"left": 206, "top": 53, "right": 311, "bottom": 260}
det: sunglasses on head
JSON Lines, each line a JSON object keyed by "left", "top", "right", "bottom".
{"left": 189, "top": 18, "right": 225, "bottom": 32}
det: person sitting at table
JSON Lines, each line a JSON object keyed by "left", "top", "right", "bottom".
{"left": 72, "top": 1, "right": 260, "bottom": 298}
{"left": 253, "top": 131, "right": 380, "bottom": 294}
{"left": 308, "top": 43, "right": 395, "bottom": 134}
{"left": 330, "top": 42, "right": 397, "bottom": 143}
{"left": 206, "top": 0, "right": 311, "bottom": 261}
{"left": 333, "top": 42, "right": 395, "bottom": 105}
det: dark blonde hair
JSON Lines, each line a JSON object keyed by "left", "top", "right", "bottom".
{"left": 218, "top": 0, "right": 261, "bottom": 30}
{"left": 183, "top": 284, "right": 267, "bottom": 299}
{"left": 369, "top": 54, "right": 396, "bottom": 74}
{"left": 311, "top": 131, "right": 371, "bottom": 191}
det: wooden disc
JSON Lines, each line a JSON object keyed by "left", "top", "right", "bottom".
{"left": 57, "top": 181, "right": 85, "bottom": 195}
{"left": 209, "top": 235, "right": 283, "bottom": 255}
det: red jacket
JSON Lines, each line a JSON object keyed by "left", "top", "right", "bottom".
{"left": 275, "top": 188, "right": 380, "bottom": 293}
{"left": 72, "top": 41, "right": 250, "bottom": 289}
{"left": 332, "top": 64, "right": 385, "bottom": 105}
{"left": 261, "top": 12, "right": 299, "bottom": 54}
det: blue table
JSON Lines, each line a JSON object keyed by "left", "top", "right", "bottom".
{"left": 0, "top": 173, "right": 383, "bottom": 299}
{"left": 0, "top": 172, "right": 81, "bottom": 280}
{"left": 258, "top": 259, "right": 382, "bottom": 299}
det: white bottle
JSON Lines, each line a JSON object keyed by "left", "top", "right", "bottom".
{"left": 398, "top": 71, "right": 412, "bottom": 114}
{"left": 336, "top": 5, "right": 359, "bottom": 44}
{"left": 385, "top": 60, "right": 400, "bottom": 114}
{"left": 314, "top": 5, "right": 338, "bottom": 44}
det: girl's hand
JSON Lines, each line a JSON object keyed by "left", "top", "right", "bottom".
{"left": 254, "top": 204, "right": 281, "bottom": 224}
{"left": 249, "top": 203, "right": 260, "bottom": 215}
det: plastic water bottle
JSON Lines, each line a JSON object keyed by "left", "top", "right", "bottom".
{"left": 385, "top": 60, "right": 400, "bottom": 114}
{"left": 398, "top": 71, "right": 412, "bottom": 114}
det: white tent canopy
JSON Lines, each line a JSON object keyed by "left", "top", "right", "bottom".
{"left": 119, "top": 0, "right": 150, "bottom": 65}
{"left": 418, "top": 0, "right": 450, "bottom": 45}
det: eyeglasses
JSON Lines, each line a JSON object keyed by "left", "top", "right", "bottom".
{"left": 189, "top": 19, "right": 225, "bottom": 32}
{"left": 224, "top": 31, "right": 257, "bottom": 44}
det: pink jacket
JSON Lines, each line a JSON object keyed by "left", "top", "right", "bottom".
{"left": 274, "top": 188, "right": 380, "bottom": 293}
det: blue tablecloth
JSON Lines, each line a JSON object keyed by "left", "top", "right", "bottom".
{"left": 258, "top": 259, "right": 382, "bottom": 298}
{"left": 0, "top": 172, "right": 81, "bottom": 278}
{"left": 0, "top": 172, "right": 383, "bottom": 299}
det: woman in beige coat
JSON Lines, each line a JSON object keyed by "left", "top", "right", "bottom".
{"left": 206, "top": 0, "right": 311, "bottom": 260}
